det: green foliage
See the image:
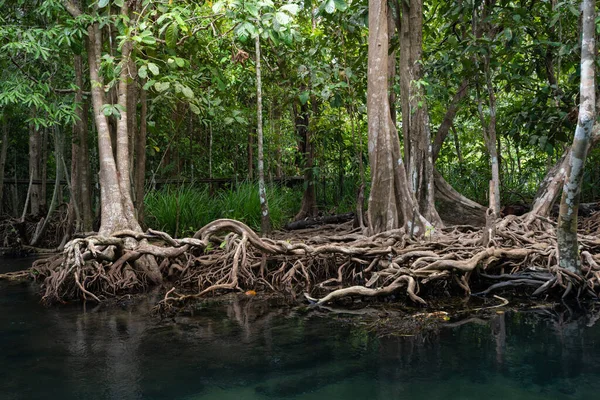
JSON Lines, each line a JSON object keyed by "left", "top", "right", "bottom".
{"left": 216, "top": 181, "right": 301, "bottom": 231}
{"left": 144, "top": 182, "right": 302, "bottom": 237}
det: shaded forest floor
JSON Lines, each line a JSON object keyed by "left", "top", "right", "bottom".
{"left": 2, "top": 210, "right": 600, "bottom": 314}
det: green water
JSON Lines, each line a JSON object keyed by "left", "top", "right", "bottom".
{"left": 2, "top": 258, "right": 600, "bottom": 400}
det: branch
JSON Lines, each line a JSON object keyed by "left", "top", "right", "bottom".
{"left": 61, "top": 0, "right": 82, "bottom": 18}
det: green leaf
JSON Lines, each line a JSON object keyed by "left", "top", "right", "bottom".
{"left": 245, "top": 4, "right": 259, "bottom": 18}
{"left": 138, "top": 65, "right": 148, "bottom": 79}
{"left": 166, "top": 23, "right": 179, "bottom": 49}
{"left": 324, "top": 0, "right": 335, "bottom": 13}
{"left": 113, "top": 0, "right": 124, "bottom": 7}
{"left": 280, "top": 4, "right": 299, "bottom": 14}
{"left": 175, "top": 57, "right": 185, "bottom": 67}
{"left": 181, "top": 86, "right": 194, "bottom": 99}
{"left": 333, "top": 0, "right": 347, "bottom": 11}
{"left": 190, "top": 103, "right": 201, "bottom": 114}
{"left": 143, "top": 80, "right": 156, "bottom": 90}
{"left": 244, "top": 21, "right": 258, "bottom": 37}
{"left": 299, "top": 91, "right": 309, "bottom": 105}
{"left": 154, "top": 81, "right": 170, "bottom": 92}
{"left": 275, "top": 11, "right": 291, "bottom": 25}
{"left": 148, "top": 63, "right": 159, "bottom": 76}
{"left": 98, "top": 0, "right": 109, "bottom": 8}
{"left": 212, "top": 1, "right": 225, "bottom": 13}
{"left": 141, "top": 36, "right": 156, "bottom": 45}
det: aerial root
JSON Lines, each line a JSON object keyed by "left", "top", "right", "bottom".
{"left": 3, "top": 215, "right": 600, "bottom": 308}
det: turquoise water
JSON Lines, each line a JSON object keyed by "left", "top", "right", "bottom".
{"left": 2, "top": 258, "right": 600, "bottom": 400}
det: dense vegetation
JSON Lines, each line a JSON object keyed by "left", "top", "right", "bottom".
{"left": 0, "top": 0, "right": 599, "bottom": 307}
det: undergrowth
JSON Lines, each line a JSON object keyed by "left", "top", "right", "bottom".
{"left": 144, "top": 182, "right": 302, "bottom": 237}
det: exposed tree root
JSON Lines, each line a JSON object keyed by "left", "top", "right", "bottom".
{"left": 2, "top": 216, "right": 600, "bottom": 309}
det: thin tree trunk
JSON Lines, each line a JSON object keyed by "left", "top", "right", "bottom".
{"left": 274, "top": 106, "right": 282, "bottom": 178}
{"left": 76, "top": 59, "right": 93, "bottom": 232}
{"left": 432, "top": 79, "right": 470, "bottom": 161}
{"left": 31, "top": 126, "right": 64, "bottom": 246}
{"left": 12, "top": 153, "right": 18, "bottom": 217}
{"left": 255, "top": 35, "right": 271, "bottom": 235}
{"left": 292, "top": 99, "right": 318, "bottom": 220}
{"left": 476, "top": 77, "right": 501, "bottom": 215}
{"left": 557, "top": 0, "right": 596, "bottom": 274}
{"left": 40, "top": 127, "right": 48, "bottom": 211}
{"left": 115, "top": 26, "right": 139, "bottom": 231}
{"left": 68, "top": 53, "right": 85, "bottom": 233}
{"left": 248, "top": 129, "right": 254, "bottom": 180}
{"left": 452, "top": 125, "right": 464, "bottom": 172}
{"left": 135, "top": 84, "right": 148, "bottom": 222}
{"left": 527, "top": 129, "right": 599, "bottom": 223}
{"left": 0, "top": 120, "right": 8, "bottom": 213}
{"left": 485, "top": 58, "right": 501, "bottom": 214}
{"left": 28, "top": 114, "right": 41, "bottom": 216}
{"left": 21, "top": 160, "right": 34, "bottom": 222}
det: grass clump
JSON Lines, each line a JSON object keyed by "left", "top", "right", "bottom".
{"left": 144, "top": 181, "right": 302, "bottom": 237}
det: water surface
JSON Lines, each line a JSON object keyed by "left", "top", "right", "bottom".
{"left": 2, "top": 258, "right": 600, "bottom": 400}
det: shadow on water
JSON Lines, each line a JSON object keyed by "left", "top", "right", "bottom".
{"left": 2, "top": 257, "right": 600, "bottom": 399}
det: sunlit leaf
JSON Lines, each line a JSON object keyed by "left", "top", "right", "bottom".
{"left": 148, "top": 62, "right": 159, "bottom": 76}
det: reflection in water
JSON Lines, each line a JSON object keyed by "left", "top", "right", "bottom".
{"left": 2, "top": 257, "right": 600, "bottom": 400}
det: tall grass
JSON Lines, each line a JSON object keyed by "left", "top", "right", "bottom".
{"left": 144, "top": 186, "right": 214, "bottom": 238}
{"left": 144, "top": 182, "right": 302, "bottom": 237}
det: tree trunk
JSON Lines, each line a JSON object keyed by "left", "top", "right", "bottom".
{"left": 67, "top": 53, "right": 87, "bottom": 233}
{"left": 432, "top": 79, "right": 469, "bottom": 161}
{"left": 87, "top": 19, "right": 139, "bottom": 236}
{"left": 28, "top": 114, "right": 41, "bottom": 216}
{"left": 0, "top": 120, "right": 8, "bottom": 213}
{"left": 274, "top": 106, "right": 282, "bottom": 179}
{"left": 399, "top": 0, "right": 442, "bottom": 226}
{"left": 31, "top": 126, "right": 64, "bottom": 246}
{"left": 433, "top": 170, "right": 486, "bottom": 226}
{"left": 387, "top": 5, "right": 397, "bottom": 126}
{"left": 255, "top": 35, "right": 271, "bottom": 235}
{"left": 134, "top": 84, "right": 148, "bottom": 223}
{"left": 247, "top": 129, "right": 254, "bottom": 180}
{"left": 76, "top": 59, "right": 93, "bottom": 232}
{"left": 476, "top": 74, "right": 501, "bottom": 215}
{"left": 557, "top": 0, "right": 596, "bottom": 274}
{"left": 293, "top": 99, "right": 318, "bottom": 220}
{"left": 367, "top": 0, "right": 430, "bottom": 235}
{"left": 40, "top": 127, "right": 48, "bottom": 211}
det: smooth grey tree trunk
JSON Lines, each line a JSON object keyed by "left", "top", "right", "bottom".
{"left": 255, "top": 34, "right": 271, "bottom": 235}
{"left": 557, "top": 0, "right": 596, "bottom": 274}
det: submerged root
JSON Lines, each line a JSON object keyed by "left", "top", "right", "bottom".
{"left": 3, "top": 215, "right": 600, "bottom": 308}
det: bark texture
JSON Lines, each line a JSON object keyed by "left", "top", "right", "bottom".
{"left": 367, "top": 0, "right": 430, "bottom": 235}
{"left": 557, "top": 0, "right": 596, "bottom": 274}
{"left": 255, "top": 35, "right": 271, "bottom": 235}
{"left": 28, "top": 116, "right": 42, "bottom": 216}
{"left": 399, "top": 0, "right": 441, "bottom": 226}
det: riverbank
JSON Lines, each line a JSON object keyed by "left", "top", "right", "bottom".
{"left": 2, "top": 215, "right": 600, "bottom": 313}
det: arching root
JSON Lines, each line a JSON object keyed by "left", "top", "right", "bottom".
{"left": 2, "top": 216, "right": 599, "bottom": 309}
